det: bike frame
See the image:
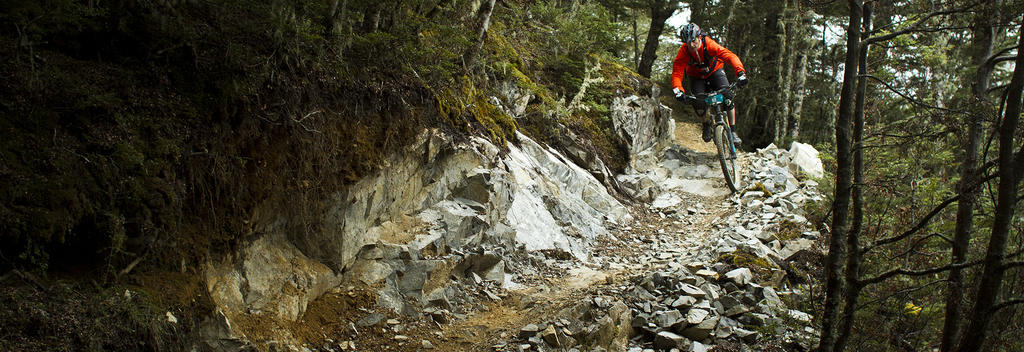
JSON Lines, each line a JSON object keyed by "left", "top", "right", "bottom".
{"left": 694, "top": 83, "right": 741, "bottom": 192}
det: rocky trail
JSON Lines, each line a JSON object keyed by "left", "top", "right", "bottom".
{"left": 308, "top": 123, "right": 828, "bottom": 352}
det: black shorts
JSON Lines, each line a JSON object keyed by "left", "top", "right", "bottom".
{"left": 691, "top": 69, "right": 734, "bottom": 115}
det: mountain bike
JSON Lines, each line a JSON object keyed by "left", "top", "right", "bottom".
{"left": 694, "top": 83, "right": 742, "bottom": 193}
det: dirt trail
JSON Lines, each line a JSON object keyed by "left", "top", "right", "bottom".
{"left": 436, "top": 121, "right": 737, "bottom": 350}
{"left": 298, "top": 121, "right": 737, "bottom": 351}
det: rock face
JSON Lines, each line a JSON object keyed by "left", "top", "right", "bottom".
{"left": 198, "top": 65, "right": 825, "bottom": 351}
{"left": 611, "top": 91, "right": 675, "bottom": 157}
{"left": 203, "top": 85, "right": 672, "bottom": 347}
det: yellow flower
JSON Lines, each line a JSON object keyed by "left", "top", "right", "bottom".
{"left": 904, "top": 302, "right": 922, "bottom": 316}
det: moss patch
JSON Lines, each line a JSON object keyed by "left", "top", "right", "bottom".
{"left": 775, "top": 219, "right": 803, "bottom": 241}
{"left": 745, "top": 182, "right": 775, "bottom": 197}
{"left": 716, "top": 248, "right": 776, "bottom": 279}
{"left": 435, "top": 77, "right": 518, "bottom": 146}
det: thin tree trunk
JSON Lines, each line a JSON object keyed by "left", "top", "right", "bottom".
{"left": 722, "top": 0, "right": 739, "bottom": 40}
{"left": 463, "top": 0, "right": 497, "bottom": 69}
{"left": 424, "top": 0, "right": 451, "bottom": 20}
{"left": 835, "top": 3, "right": 871, "bottom": 350}
{"left": 324, "top": 0, "right": 349, "bottom": 38}
{"left": 957, "top": 22, "right": 1024, "bottom": 352}
{"left": 777, "top": 0, "right": 795, "bottom": 140}
{"left": 941, "top": 6, "right": 995, "bottom": 351}
{"left": 818, "top": 1, "right": 862, "bottom": 351}
{"left": 363, "top": 4, "right": 382, "bottom": 33}
{"left": 632, "top": 8, "right": 640, "bottom": 69}
{"left": 637, "top": 1, "right": 676, "bottom": 78}
{"left": 788, "top": 12, "right": 811, "bottom": 139}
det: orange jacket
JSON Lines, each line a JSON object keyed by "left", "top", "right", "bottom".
{"left": 671, "top": 36, "right": 745, "bottom": 93}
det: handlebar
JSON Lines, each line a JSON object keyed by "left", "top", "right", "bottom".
{"left": 693, "top": 82, "right": 740, "bottom": 101}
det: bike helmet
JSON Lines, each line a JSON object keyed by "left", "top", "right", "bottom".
{"left": 679, "top": 23, "right": 702, "bottom": 43}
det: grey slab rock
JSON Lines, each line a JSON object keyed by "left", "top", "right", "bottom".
{"left": 725, "top": 268, "right": 753, "bottom": 286}
{"left": 686, "top": 309, "right": 710, "bottom": 325}
{"left": 520, "top": 324, "right": 540, "bottom": 339}
{"left": 699, "top": 283, "right": 721, "bottom": 301}
{"left": 654, "top": 331, "right": 690, "bottom": 350}
{"left": 718, "top": 295, "right": 742, "bottom": 311}
{"left": 681, "top": 284, "right": 706, "bottom": 298}
{"left": 725, "top": 304, "right": 751, "bottom": 317}
{"left": 653, "top": 310, "right": 685, "bottom": 328}
{"left": 761, "top": 286, "right": 785, "bottom": 311}
{"left": 542, "top": 325, "right": 561, "bottom": 347}
{"left": 356, "top": 312, "right": 386, "bottom": 328}
{"left": 734, "top": 328, "right": 758, "bottom": 342}
{"left": 671, "top": 296, "right": 698, "bottom": 309}
{"left": 681, "top": 316, "right": 718, "bottom": 341}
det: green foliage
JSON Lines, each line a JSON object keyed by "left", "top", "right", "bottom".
{"left": 1, "top": 0, "right": 656, "bottom": 276}
{"left": 0, "top": 281, "right": 195, "bottom": 351}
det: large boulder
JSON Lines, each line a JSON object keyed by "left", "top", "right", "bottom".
{"left": 789, "top": 142, "right": 824, "bottom": 179}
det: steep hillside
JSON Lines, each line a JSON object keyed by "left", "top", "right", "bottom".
{"left": 0, "top": 1, "right": 675, "bottom": 350}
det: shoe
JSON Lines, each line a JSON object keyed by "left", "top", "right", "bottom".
{"left": 701, "top": 122, "right": 713, "bottom": 142}
{"left": 731, "top": 131, "right": 742, "bottom": 146}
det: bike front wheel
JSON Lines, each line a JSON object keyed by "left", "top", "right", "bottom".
{"left": 713, "top": 124, "right": 741, "bottom": 193}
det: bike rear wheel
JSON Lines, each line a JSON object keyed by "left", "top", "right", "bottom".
{"left": 713, "top": 124, "right": 741, "bottom": 193}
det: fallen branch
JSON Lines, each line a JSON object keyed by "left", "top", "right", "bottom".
{"left": 118, "top": 256, "right": 145, "bottom": 277}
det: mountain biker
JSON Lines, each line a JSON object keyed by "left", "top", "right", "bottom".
{"left": 671, "top": 23, "right": 748, "bottom": 145}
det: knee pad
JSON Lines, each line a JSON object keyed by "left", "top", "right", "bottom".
{"left": 724, "top": 101, "right": 735, "bottom": 111}
{"left": 695, "top": 107, "right": 707, "bottom": 116}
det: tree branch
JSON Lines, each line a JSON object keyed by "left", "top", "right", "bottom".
{"left": 986, "top": 46, "right": 1017, "bottom": 66}
{"left": 863, "top": 74, "right": 963, "bottom": 113}
{"left": 859, "top": 259, "right": 984, "bottom": 286}
{"left": 862, "top": 2, "right": 980, "bottom": 45}
{"left": 1004, "top": 261, "right": 1024, "bottom": 270}
{"left": 864, "top": 192, "right": 960, "bottom": 253}
{"left": 991, "top": 297, "right": 1024, "bottom": 313}
{"left": 990, "top": 55, "right": 1018, "bottom": 66}
{"left": 856, "top": 279, "right": 945, "bottom": 311}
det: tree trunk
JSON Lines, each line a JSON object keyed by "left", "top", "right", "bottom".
{"left": 463, "top": 0, "right": 497, "bottom": 69}
{"left": 423, "top": 0, "right": 451, "bottom": 20}
{"left": 941, "top": 6, "right": 995, "bottom": 351}
{"left": 324, "top": 0, "right": 350, "bottom": 38}
{"left": 748, "top": 0, "right": 788, "bottom": 147}
{"left": 363, "top": 4, "right": 382, "bottom": 33}
{"left": 818, "top": 1, "right": 862, "bottom": 351}
{"left": 722, "top": 0, "right": 739, "bottom": 40}
{"left": 632, "top": 8, "right": 640, "bottom": 69}
{"left": 776, "top": 0, "right": 795, "bottom": 141}
{"left": 636, "top": 1, "right": 676, "bottom": 78}
{"left": 957, "top": 22, "right": 1024, "bottom": 352}
{"left": 788, "top": 12, "right": 812, "bottom": 139}
{"left": 835, "top": 3, "right": 871, "bottom": 350}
